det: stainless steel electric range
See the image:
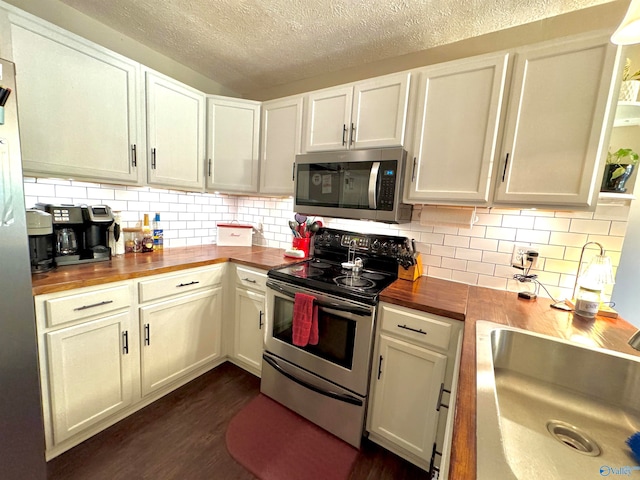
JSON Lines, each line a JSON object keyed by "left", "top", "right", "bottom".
{"left": 261, "top": 227, "right": 413, "bottom": 448}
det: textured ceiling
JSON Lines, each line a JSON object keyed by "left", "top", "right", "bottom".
{"left": 57, "top": 0, "right": 614, "bottom": 95}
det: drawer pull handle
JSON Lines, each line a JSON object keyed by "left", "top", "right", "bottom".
{"left": 397, "top": 324, "right": 427, "bottom": 335}
{"left": 436, "top": 382, "right": 451, "bottom": 412}
{"left": 73, "top": 300, "right": 114, "bottom": 311}
{"left": 177, "top": 281, "right": 200, "bottom": 288}
{"left": 259, "top": 310, "right": 264, "bottom": 329}
{"left": 144, "top": 324, "right": 150, "bottom": 346}
{"left": 377, "top": 355, "right": 383, "bottom": 380}
{"left": 243, "top": 278, "right": 257, "bottom": 283}
{"left": 122, "top": 330, "right": 129, "bottom": 355}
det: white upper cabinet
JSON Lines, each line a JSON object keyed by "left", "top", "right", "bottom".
{"left": 405, "top": 53, "right": 509, "bottom": 204}
{"left": 207, "top": 97, "right": 260, "bottom": 193}
{"left": 7, "top": 14, "right": 142, "bottom": 184}
{"left": 259, "top": 95, "right": 303, "bottom": 195}
{"left": 146, "top": 70, "right": 206, "bottom": 191}
{"left": 494, "top": 35, "right": 620, "bottom": 208}
{"left": 304, "top": 72, "right": 410, "bottom": 152}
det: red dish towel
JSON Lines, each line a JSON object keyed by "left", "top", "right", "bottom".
{"left": 292, "top": 293, "right": 318, "bottom": 347}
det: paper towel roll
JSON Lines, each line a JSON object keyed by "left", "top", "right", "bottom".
{"left": 419, "top": 206, "right": 478, "bottom": 229}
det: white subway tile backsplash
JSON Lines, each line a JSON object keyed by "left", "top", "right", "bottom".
{"left": 549, "top": 231, "right": 588, "bottom": 247}
{"left": 533, "top": 217, "right": 570, "bottom": 232}
{"left": 470, "top": 237, "right": 498, "bottom": 251}
{"left": 420, "top": 232, "right": 445, "bottom": 244}
{"left": 502, "top": 215, "right": 535, "bottom": 229}
{"left": 23, "top": 178, "right": 631, "bottom": 300}
{"left": 485, "top": 226, "right": 517, "bottom": 241}
{"left": 427, "top": 266, "right": 452, "bottom": 280}
{"left": 544, "top": 258, "right": 580, "bottom": 275}
{"left": 586, "top": 234, "right": 624, "bottom": 252}
{"left": 515, "top": 229, "right": 551, "bottom": 244}
{"left": 467, "top": 261, "right": 495, "bottom": 275}
{"left": 455, "top": 248, "right": 483, "bottom": 262}
{"left": 431, "top": 244, "right": 456, "bottom": 257}
{"left": 482, "top": 251, "right": 511, "bottom": 265}
{"left": 569, "top": 218, "right": 610, "bottom": 234}
{"left": 442, "top": 257, "right": 467, "bottom": 271}
{"left": 115, "top": 190, "right": 139, "bottom": 201}
{"left": 610, "top": 221, "right": 628, "bottom": 237}
{"left": 444, "top": 235, "right": 470, "bottom": 248}
{"left": 452, "top": 270, "right": 479, "bottom": 284}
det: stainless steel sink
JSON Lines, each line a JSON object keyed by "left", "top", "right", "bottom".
{"left": 476, "top": 320, "right": 640, "bottom": 479}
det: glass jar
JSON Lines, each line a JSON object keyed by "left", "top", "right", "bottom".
{"left": 574, "top": 286, "right": 601, "bottom": 318}
{"left": 123, "top": 227, "right": 143, "bottom": 254}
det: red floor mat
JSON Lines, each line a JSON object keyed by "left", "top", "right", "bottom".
{"left": 226, "top": 394, "right": 358, "bottom": 480}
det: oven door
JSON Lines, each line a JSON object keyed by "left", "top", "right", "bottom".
{"left": 264, "top": 279, "right": 376, "bottom": 396}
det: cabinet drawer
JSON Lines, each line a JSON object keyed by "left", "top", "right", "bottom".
{"left": 45, "top": 285, "right": 130, "bottom": 328}
{"left": 379, "top": 304, "right": 452, "bottom": 351}
{"left": 235, "top": 266, "right": 267, "bottom": 290}
{"left": 138, "top": 265, "right": 224, "bottom": 303}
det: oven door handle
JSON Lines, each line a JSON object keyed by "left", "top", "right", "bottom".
{"left": 266, "top": 281, "right": 371, "bottom": 316}
{"left": 263, "top": 354, "right": 363, "bottom": 406}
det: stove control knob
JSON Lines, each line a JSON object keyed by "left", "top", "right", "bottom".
{"left": 371, "top": 239, "right": 380, "bottom": 252}
{"left": 381, "top": 242, "right": 389, "bottom": 253}
{"left": 390, "top": 243, "right": 398, "bottom": 254}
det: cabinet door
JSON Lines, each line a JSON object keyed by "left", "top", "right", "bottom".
{"left": 233, "top": 288, "right": 265, "bottom": 375}
{"left": 206, "top": 97, "right": 260, "bottom": 193}
{"left": 406, "top": 55, "right": 508, "bottom": 204}
{"left": 494, "top": 35, "right": 619, "bottom": 208}
{"left": 304, "top": 86, "right": 353, "bottom": 152}
{"left": 46, "top": 312, "right": 133, "bottom": 444}
{"left": 139, "top": 288, "right": 222, "bottom": 396}
{"left": 368, "top": 334, "right": 447, "bottom": 460}
{"left": 351, "top": 73, "right": 410, "bottom": 149}
{"left": 146, "top": 71, "right": 205, "bottom": 191}
{"left": 260, "top": 96, "right": 303, "bottom": 195}
{"left": 10, "top": 16, "right": 140, "bottom": 184}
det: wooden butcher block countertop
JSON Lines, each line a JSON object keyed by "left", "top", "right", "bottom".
{"left": 31, "top": 250, "right": 640, "bottom": 479}
{"left": 30, "top": 245, "right": 300, "bottom": 295}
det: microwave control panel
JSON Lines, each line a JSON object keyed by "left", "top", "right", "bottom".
{"left": 378, "top": 162, "right": 397, "bottom": 210}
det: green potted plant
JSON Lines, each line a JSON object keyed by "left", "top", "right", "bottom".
{"left": 620, "top": 58, "right": 640, "bottom": 102}
{"left": 601, "top": 147, "right": 639, "bottom": 193}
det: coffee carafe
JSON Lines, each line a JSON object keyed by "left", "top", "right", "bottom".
{"left": 56, "top": 227, "right": 78, "bottom": 256}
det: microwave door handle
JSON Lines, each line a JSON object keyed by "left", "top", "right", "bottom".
{"left": 368, "top": 161, "right": 380, "bottom": 209}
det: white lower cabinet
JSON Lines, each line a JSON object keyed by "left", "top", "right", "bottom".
{"left": 369, "top": 334, "right": 446, "bottom": 459}
{"left": 139, "top": 288, "right": 222, "bottom": 396}
{"left": 367, "top": 302, "right": 463, "bottom": 477}
{"left": 34, "top": 264, "right": 226, "bottom": 459}
{"left": 230, "top": 265, "right": 267, "bottom": 377}
{"left": 46, "top": 311, "right": 134, "bottom": 445}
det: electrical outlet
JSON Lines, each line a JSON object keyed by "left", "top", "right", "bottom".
{"left": 511, "top": 244, "right": 538, "bottom": 269}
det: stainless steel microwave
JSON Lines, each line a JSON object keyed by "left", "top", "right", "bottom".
{"left": 294, "top": 147, "right": 412, "bottom": 224}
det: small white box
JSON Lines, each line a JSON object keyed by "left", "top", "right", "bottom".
{"left": 217, "top": 223, "right": 253, "bottom": 246}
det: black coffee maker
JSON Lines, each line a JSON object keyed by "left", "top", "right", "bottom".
{"left": 35, "top": 203, "right": 114, "bottom": 266}
{"left": 26, "top": 209, "right": 54, "bottom": 273}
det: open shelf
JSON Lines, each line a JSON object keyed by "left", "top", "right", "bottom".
{"left": 614, "top": 101, "right": 640, "bottom": 127}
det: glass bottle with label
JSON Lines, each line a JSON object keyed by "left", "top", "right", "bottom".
{"left": 142, "top": 214, "right": 154, "bottom": 253}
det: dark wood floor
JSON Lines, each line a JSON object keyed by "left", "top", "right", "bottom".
{"left": 47, "top": 362, "right": 429, "bottom": 480}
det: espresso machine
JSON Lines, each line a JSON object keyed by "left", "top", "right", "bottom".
{"left": 26, "top": 209, "right": 54, "bottom": 273}
{"left": 35, "top": 203, "right": 114, "bottom": 266}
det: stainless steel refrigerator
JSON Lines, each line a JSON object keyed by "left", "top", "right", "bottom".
{"left": 0, "top": 58, "right": 46, "bottom": 478}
